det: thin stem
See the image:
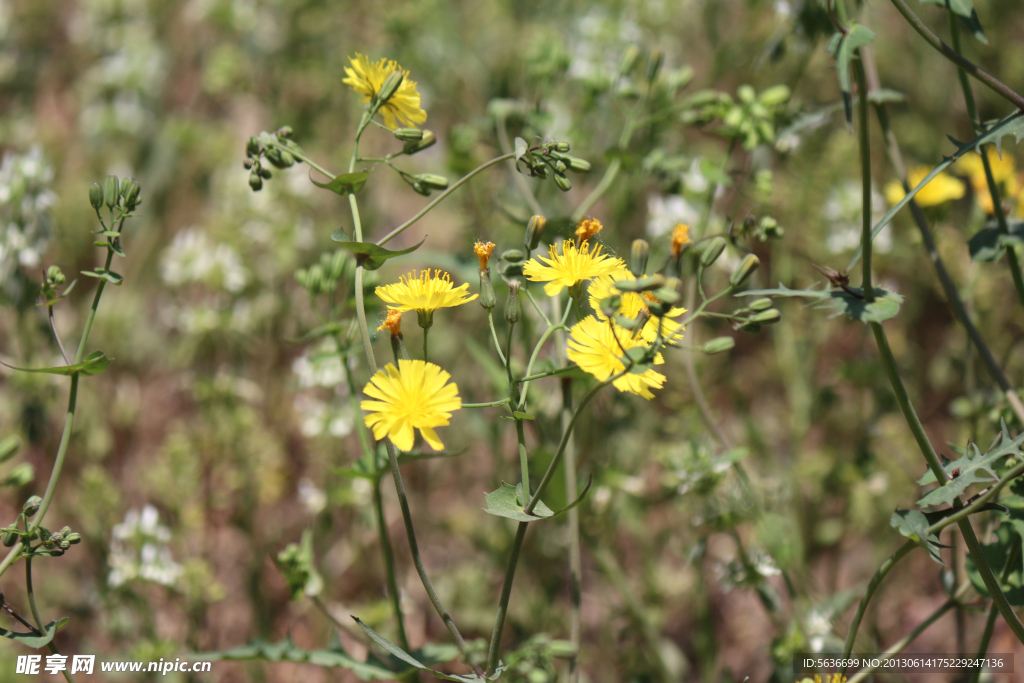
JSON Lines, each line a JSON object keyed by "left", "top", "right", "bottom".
{"left": 422, "top": 326, "right": 429, "bottom": 362}
{"left": 48, "top": 307, "right": 70, "bottom": 366}
{"left": 27, "top": 558, "right": 75, "bottom": 683}
{"left": 570, "top": 96, "right": 645, "bottom": 224}
{"left": 311, "top": 596, "right": 370, "bottom": 643}
{"left": 485, "top": 522, "right": 528, "bottom": 674}
{"left": 376, "top": 153, "right": 516, "bottom": 246}
{"left": 524, "top": 290, "right": 552, "bottom": 327}
{"left": 856, "top": 62, "right": 873, "bottom": 301}
{"left": 372, "top": 480, "right": 410, "bottom": 652}
{"left": 517, "top": 303, "right": 571, "bottom": 412}
{"left": 518, "top": 365, "right": 577, "bottom": 383}
{"left": 488, "top": 313, "right": 507, "bottom": 366}
{"left": 969, "top": 537, "right": 1020, "bottom": 683}
{"left": 840, "top": 541, "right": 915, "bottom": 669}
{"left": 496, "top": 115, "right": 543, "bottom": 216}
{"left": 846, "top": 598, "right": 957, "bottom": 683}
{"left": 887, "top": 0, "right": 1024, "bottom": 111}
{"left": 515, "top": 419, "right": 530, "bottom": 497}
{"left": 463, "top": 398, "right": 513, "bottom": 409}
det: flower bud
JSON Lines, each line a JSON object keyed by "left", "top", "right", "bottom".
{"left": 504, "top": 281, "right": 522, "bottom": 324}
{"left": 524, "top": 215, "right": 546, "bottom": 251}
{"left": 23, "top": 496, "right": 42, "bottom": 518}
{"left": 554, "top": 160, "right": 567, "bottom": 174}
{"left": 403, "top": 130, "right": 437, "bottom": 155}
{"left": 645, "top": 50, "right": 664, "bottom": 82}
{"left": 600, "top": 295, "right": 622, "bottom": 318}
{"left": 702, "top": 336, "right": 736, "bottom": 354}
{"left": 249, "top": 172, "right": 264, "bottom": 191}
{"left": 416, "top": 308, "right": 434, "bottom": 329}
{"left": 2, "top": 530, "right": 17, "bottom": 547}
{"left": 66, "top": 532, "right": 81, "bottom": 545}
{"left": 103, "top": 175, "right": 120, "bottom": 209}
{"left": 729, "top": 254, "right": 760, "bottom": 288}
{"left": 243, "top": 158, "right": 253, "bottom": 169}
{"left": 564, "top": 156, "right": 591, "bottom": 173}
{"left": 410, "top": 181, "right": 431, "bottom": 196}
{"left": 121, "top": 178, "right": 141, "bottom": 210}
{"left": 258, "top": 166, "right": 272, "bottom": 179}
{"left": 246, "top": 136, "right": 260, "bottom": 156}
{"left": 629, "top": 239, "right": 649, "bottom": 278}
{"left": 417, "top": 174, "right": 449, "bottom": 190}
{"left": 554, "top": 174, "right": 572, "bottom": 192}
{"left": 553, "top": 141, "right": 570, "bottom": 153}
{"left": 748, "top": 308, "right": 781, "bottom": 325}
{"left": 740, "top": 321, "right": 761, "bottom": 334}
{"left": 377, "top": 70, "right": 405, "bottom": 106}
{"left": 46, "top": 265, "right": 65, "bottom": 285}
{"left": 89, "top": 183, "right": 104, "bottom": 209}
{"left": 59, "top": 540, "right": 70, "bottom": 550}
{"left": 619, "top": 45, "right": 640, "bottom": 76}
{"left": 276, "top": 125, "right": 294, "bottom": 139}
{"left": 700, "top": 236, "right": 727, "bottom": 267}
{"left": 748, "top": 297, "right": 773, "bottom": 312}
{"left": 758, "top": 85, "right": 791, "bottom": 107}
{"left": 479, "top": 269, "right": 497, "bottom": 311}
{"left": 394, "top": 128, "right": 424, "bottom": 142}
{"left": 501, "top": 249, "right": 525, "bottom": 264}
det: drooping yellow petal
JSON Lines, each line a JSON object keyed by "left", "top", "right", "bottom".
{"left": 360, "top": 359, "right": 461, "bottom": 451}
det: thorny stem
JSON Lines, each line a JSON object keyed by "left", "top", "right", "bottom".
{"left": 887, "top": 0, "right": 1024, "bottom": 111}
{"left": 947, "top": 10, "right": 1024, "bottom": 310}
{"left": 855, "top": 61, "right": 1024, "bottom": 647}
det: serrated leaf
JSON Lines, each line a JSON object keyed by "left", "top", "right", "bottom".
{"left": 737, "top": 284, "right": 903, "bottom": 323}
{"left": 197, "top": 636, "right": 399, "bottom": 680}
{"left": 335, "top": 237, "right": 426, "bottom": 271}
{"left": 0, "top": 350, "right": 111, "bottom": 377}
{"left": 0, "top": 618, "right": 69, "bottom": 649}
{"left": 890, "top": 509, "right": 947, "bottom": 564}
{"left": 828, "top": 25, "right": 876, "bottom": 125}
{"left": 353, "top": 618, "right": 504, "bottom": 681}
{"left": 310, "top": 171, "right": 370, "bottom": 196}
{"left": 484, "top": 482, "right": 554, "bottom": 522}
{"left": 848, "top": 111, "right": 1024, "bottom": 271}
{"left": 916, "top": 426, "right": 1024, "bottom": 505}
{"left": 968, "top": 223, "right": 1024, "bottom": 262}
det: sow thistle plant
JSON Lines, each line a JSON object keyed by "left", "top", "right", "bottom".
{"left": 208, "top": 50, "right": 775, "bottom": 680}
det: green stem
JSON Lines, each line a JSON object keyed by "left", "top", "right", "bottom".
{"left": 26, "top": 558, "right": 75, "bottom": 683}
{"left": 463, "top": 398, "right": 513, "bottom": 409}
{"left": 856, "top": 61, "right": 873, "bottom": 302}
{"left": 422, "top": 326, "right": 429, "bottom": 362}
{"left": 887, "top": 0, "right": 1024, "bottom": 111}
{"left": 846, "top": 598, "right": 958, "bottom": 683}
{"left": 517, "top": 303, "right": 571, "bottom": 412}
{"left": 970, "top": 537, "right": 1020, "bottom": 683}
{"left": 485, "top": 521, "right": 529, "bottom": 674}
{"left": 515, "top": 419, "right": 530, "bottom": 497}
{"left": 488, "top": 313, "right": 507, "bottom": 366}
{"left": 372, "top": 478, "right": 410, "bottom": 653}
{"left": 570, "top": 96, "right": 644, "bottom": 224}
{"left": 518, "top": 366, "right": 577, "bottom": 383}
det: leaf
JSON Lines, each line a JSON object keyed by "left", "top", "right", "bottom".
{"left": 81, "top": 268, "right": 123, "bottom": 286}
{"left": 919, "top": 0, "right": 972, "bottom": 19}
{"left": 968, "top": 222, "right": 1024, "bottom": 262}
{"left": 847, "top": 111, "right": 1024, "bottom": 272}
{"left": 958, "top": 9, "right": 987, "bottom": 44}
{"left": 0, "top": 618, "right": 69, "bottom": 649}
{"left": 330, "top": 227, "right": 351, "bottom": 243}
{"left": 484, "top": 482, "right": 555, "bottom": 522}
{"left": 867, "top": 89, "right": 907, "bottom": 104}
{"left": 335, "top": 237, "right": 427, "bottom": 271}
{"left": 354, "top": 618, "right": 504, "bottom": 682}
{"left": 828, "top": 25, "right": 876, "bottom": 125}
{"left": 499, "top": 412, "right": 535, "bottom": 421}
{"left": 198, "top": 636, "right": 400, "bottom": 680}
{"left": 514, "top": 137, "right": 528, "bottom": 162}
{"left": 916, "top": 425, "right": 1024, "bottom": 507}
{"left": 737, "top": 284, "right": 903, "bottom": 323}
{"left": 310, "top": 171, "right": 370, "bottom": 196}
{"left": 966, "top": 508, "right": 1024, "bottom": 606}
{"left": 890, "top": 509, "right": 947, "bottom": 564}
{"left": 0, "top": 350, "right": 111, "bottom": 377}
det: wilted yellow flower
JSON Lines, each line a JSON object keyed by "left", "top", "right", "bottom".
{"left": 361, "top": 359, "right": 461, "bottom": 451}
{"left": 884, "top": 166, "right": 965, "bottom": 207}
{"left": 377, "top": 309, "right": 403, "bottom": 337}
{"left": 376, "top": 269, "right": 477, "bottom": 314}
{"left": 575, "top": 218, "right": 604, "bottom": 243}
{"left": 474, "top": 241, "right": 496, "bottom": 270}
{"left": 343, "top": 54, "right": 427, "bottom": 129}
{"left": 523, "top": 240, "right": 623, "bottom": 296}
{"left": 588, "top": 267, "right": 687, "bottom": 344}
{"left": 670, "top": 223, "right": 691, "bottom": 257}
{"left": 567, "top": 316, "right": 666, "bottom": 400}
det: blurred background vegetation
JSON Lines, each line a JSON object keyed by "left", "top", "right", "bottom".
{"left": 1, "top": 0, "right": 1024, "bottom": 680}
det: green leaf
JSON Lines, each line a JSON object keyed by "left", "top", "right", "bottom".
{"left": 966, "top": 508, "right": 1024, "bottom": 606}
{"left": 330, "top": 227, "right": 351, "bottom": 242}
{"left": 958, "top": 9, "right": 987, "bottom": 44}
{"left": 514, "top": 137, "right": 528, "bottom": 162}
{"left": 498, "top": 412, "right": 536, "bottom": 421}
{"left": 334, "top": 237, "right": 427, "bottom": 271}
{"left": 0, "top": 618, "right": 69, "bottom": 649}
{"left": 916, "top": 425, "right": 1024, "bottom": 507}
{"left": 919, "top": 0, "right": 972, "bottom": 20}
{"left": 827, "top": 25, "right": 876, "bottom": 125}
{"left": 198, "top": 636, "right": 400, "bottom": 680}
{"left": 81, "top": 268, "right": 123, "bottom": 286}
{"left": 484, "top": 482, "right": 555, "bottom": 522}
{"left": 737, "top": 284, "right": 903, "bottom": 323}
{"left": 310, "top": 171, "right": 370, "bottom": 196}
{"left": 889, "top": 509, "right": 947, "bottom": 564}
{"left": 354, "top": 618, "right": 504, "bottom": 682}
{"left": 0, "top": 350, "right": 111, "bottom": 377}
{"left": 867, "top": 89, "right": 907, "bottom": 104}
{"left": 968, "top": 222, "right": 1024, "bottom": 262}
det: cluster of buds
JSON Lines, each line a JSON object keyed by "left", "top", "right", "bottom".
{"left": 2, "top": 497, "right": 81, "bottom": 555}
{"left": 515, "top": 140, "right": 591, "bottom": 192}
{"left": 397, "top": 169, "right": 449, "bottom": 197}
{"left": 733, "top": 296, "right": 781, "bottom": 334}
{"left": 89, "top": 175, "right": 141, "bottom": 213}
{"left": 681, "top": 84, "right": 791, "bottom": 151}
{"left": 244, "top": 127, "right": 304, "bottom": 191}
{"left": 393, "top": 127, "right": 437, "bottom": 156}
{"left": 611, "top": 274, "right": 683, "bottom": 323}
{"left": 737, "top": 214, "right": 784, "bottom": 243}
{"left": 39, "top": 265, "right": 75, "bottom": 307}
{"left": 295, "top": 250, "right": 348, "bottom": 298}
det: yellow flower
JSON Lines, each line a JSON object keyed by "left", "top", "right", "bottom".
{"left": 376, "top": 269, "right": 478, "bottom": 314}
{"left": 474, "top": 241, "right": 496, "bottom": 270}
{"left": 956, "top": 149, "right": 1021, "bottom": 215}
{"left": 588, "top": 267, "right": 687, "bottom": 344}
{"left": 884, "top": 166, "right": 965, "bottom": 207}
{"left": 342, "top": 54, "right": 427, "bottom": 130}
{"left": 377, "top": 309, "right": 403, "bottom": 337}
{"left": 361, "top": 359, "right": 461, "bottom": 451}
{"left": 566, "top": 316, "right": 666, "bottom": 400}
{"left": 574, "top": 218, "right": 604, "bottom": 243}
{"left": 523, "top": 240, "right": 623, "bottom": 296}
{"left": 670, "top": 223, "right": 691, "bottom": 257}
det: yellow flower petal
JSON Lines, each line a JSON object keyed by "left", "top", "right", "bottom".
{"left": 361, "top": 359, "right": 461, "bottom": 451}
{"left": 523, "top": 240, "right": 624, "bottom": 296}
{"left": 885, "top": 166, "right": 965, "bottom": 208}
{"left": 376, "top": 269, "right": 478, "bottom": 314}
{"left": 588, "top": 267, "right": 687, "bottom": 344}
{"left": 342, "top": 54, "right": 427, "bottom": 129}
{"left": 566, "top": 316, "right": 666, "bottom": 400}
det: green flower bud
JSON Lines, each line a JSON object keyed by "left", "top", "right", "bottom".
{"left": 524, "top": 215, "right": 546, "bottom": 251}
{"left": 46, "top": 265, "right": 65, "bottom": 285}
{"left": 410, "top": 181, "right": 431, "bottom": 196}
{"left": 479, "top": 269, "right": 496, "bottom": 311}
{"left": 65, "top": 532, "right": 81, "bottom": 545}
{"left": 553, "top": 141, "right": 570, "bottom": 153}
{"left": 504, "top": 281, "right": 522, "bottom": 324}
{"left": 501, "top": 249, "right": 525, "bottom": 264}
{"left": 702, "top": 336, "right": 736, "bottom": 354}
{"left": 748, "top": 308, "right": 781, "bottom": 324}
{"left": 59, "top": 540, "right": 70, "bottom": 550}
{"left": 403, "top": 130, "right": 437, "bottom": 155}
{"left": 23, "top": 496, "right": 42, "bottom": 517}
{"left": 417, "top": 174, "right": 449, "bottom": 190}
{"left": 377, "top": 70, "right": 405, "bottom": 106}
{"left": 629, "top": 239, "right": 649, "bottom": 278}
{"left": 243, "top": 158, "right": 254, "bottom": 169}
{"left": 246, "top": 136, "right": 260, "bottom": 156}
{"left": 248, "top": 172, "right": 263, "bottom": 191}
{"left": 599, "top": 295, "right": 622, "bottom": 318}
{"left": 554, "top": 174, "right": 572, "bottom": 192}
{"left": 564, "top": 156, "right": 591, "bottom": 173}
{"left": 121, "top": 178, "right": 141, "bottom": 210}
{"left": 748, "top": 297, "right": 773, "bottom": 312}
{"left": 554, "top": 160, "right": 567, "bottom": 174}
{"left": 729, "top": 254, "right": 760, "bottom": 288}
{"left": 329, "top": 251, "right": 346, "bottom": 281}
{"left": 2, "top": 530, "right": 17, "bottom": 547}
{"left": 738, "top": 84, "right": 756, "bottom": 104}
{"left": 103, "top": 175, "right": 120, "bottom": 209}
{"left": 617, "top": 81, "right": 642, "bottom": 99}
{"left": 619, "top": 45, "right": 640, "bottom": 76}
{"left": 394, "top": 128, "right": 424, "bottom": 142}
{"left": 276, "top": 125, "right": 294, "bottom": 139}
{"left": 700, "top": 236, "right": 727, "bottom": 267}
{"left": 416, "top": 308, "right": 434, "bottom": 329}
{"left": 645, "top": 50, "right": 664, "bottom": 82}
{"left": 758, "top": 85, "right": 791, "bottom": 107}
{"left": 740, "top": 321, "right": 761, "bottom": 334}
{"left": 266, "top": 148, "right": 295, "bottom": 168}
{"left": 547, "top": 640, "right": 577, "bottom": 659}
{"left": 89, "top": 183, "right": 104, "bottom": 209}
{"left": 258, "top": 166, "right": 273, "bottom": 179}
